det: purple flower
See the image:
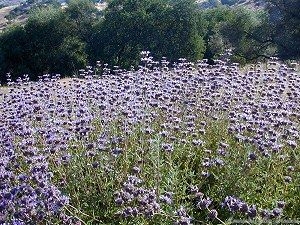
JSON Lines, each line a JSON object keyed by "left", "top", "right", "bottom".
{"left": 197, "top": 197, "right": 212, "bottom": 210}
{"left": 208, "top": 209, "right": 218, "bottom": 219}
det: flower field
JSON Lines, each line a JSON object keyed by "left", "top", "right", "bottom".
{"left": 0, "top": 54, "right": 299, "bottom": 224}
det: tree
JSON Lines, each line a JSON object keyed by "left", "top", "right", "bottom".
{"left": 64, "top": 0, "right": 98, "bottom": 41}
{"left": 157, "top": 0, "right": 205, "bottom": 61}
{"left": 24, "top": 6, "right": 69, "bottom": 76}
{"left": 202, "top": 6, "right": 275, "bottom": 64}
{"left": 265, "top": 0, "right": 300, "bottom": 59}
{"left": 53, "top": 36, "right": 88, "bottom": 75}
{"left": 0, "top": 5, "right": 90, "bottom": 82}
{"left": 24, "top": 5, "right": 91, "bottom": 77}
{"left": 0, "top": 25, "right": 30, "bottom": 82}
{"left": 90, "top": 0, "right": 205, "bottom": 68}
{"left": 219, "top": 7, "right": 274, "bottom": 62}
{"left": 202, "top": 6, "right": 233, "bottom": 61}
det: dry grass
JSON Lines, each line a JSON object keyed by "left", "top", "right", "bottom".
{"left": 0, "top": 85, "right": 9, "bottom": 94}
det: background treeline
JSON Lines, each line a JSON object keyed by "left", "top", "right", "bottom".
{"left": 0, "top": 0, "right": 299, "bottom": 82}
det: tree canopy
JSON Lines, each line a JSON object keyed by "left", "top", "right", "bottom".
{"left": 91, "top": 0, "right": 205, "bottom": 68}
{"left": 0, "top": 0, "right": 299, "bottom": 82}
{"left": 265, "top": 0, "right": 300, "bottom": 59}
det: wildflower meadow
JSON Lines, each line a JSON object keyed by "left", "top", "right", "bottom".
{"left": 0, "top": 53, "right": 299, "bottom": 224}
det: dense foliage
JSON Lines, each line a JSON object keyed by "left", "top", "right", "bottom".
{"left": 265, "top": 0, "right": 300, "bottom": 59}
{"left": 0, "top": 56, "right": 299, "bottom": 224}
{"left": 0, "top": 0, "right": 299, "bottom": 81}
{"left": 90, "top": 0, "right": 205, "bottom": 67}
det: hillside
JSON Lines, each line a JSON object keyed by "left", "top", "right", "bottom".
{"left": 0, "top": 0, "right": 106, "bottom": 32}
{"left": 0, "top": 0, "right": 25, "bottom": 7}
{"left": 0, "top": 6, "right": 17, "bottom": 31}
{"left": 235, "top": 0, "right": 266, "bottom": 8}
{"left": 0, "top": 0, "right": 67, "bottom": 6}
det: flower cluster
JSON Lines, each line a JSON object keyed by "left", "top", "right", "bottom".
{"left": 114, "top": 170, "right": 161, "bottom": 218}
{"left": 222, "top": 196, "right": 285, "bottom": 219}
{"left": 0, "top": 131, "right": 69, "bottom": 224}
{"left": 174, "top": 206, "right": 192, "bottom": 225}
